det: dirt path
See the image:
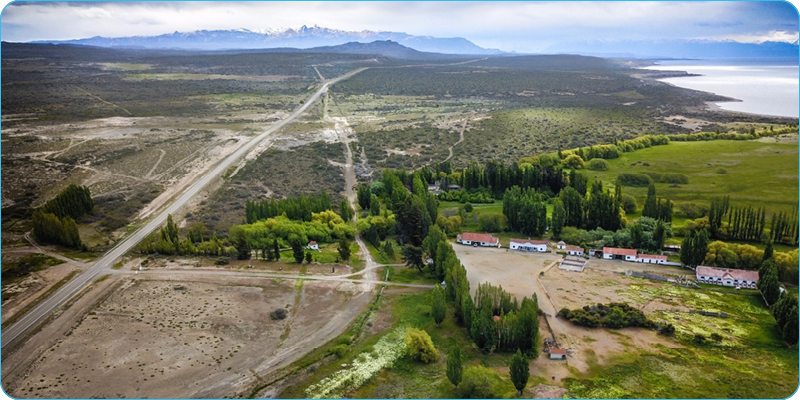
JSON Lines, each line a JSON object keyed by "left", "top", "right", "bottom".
{"left": 145, "top": 149, "right": 166, "bottom": 179}
{"left": 75, "top": 86, "right": 132, "bottom": 116}
{"left": 443, "top": 116, "right": 470, "bottom": 163}
{"left": 313, "top": 66, "right": 325, "bottom": 81}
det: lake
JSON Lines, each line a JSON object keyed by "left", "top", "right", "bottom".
{"left": 644, "top": 59, "right": 799, "bottom": 118}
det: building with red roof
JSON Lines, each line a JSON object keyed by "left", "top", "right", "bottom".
{"left": 696, "top": 266, "right": 758, "bottom": 289}
{"left": 602, "top": 247, "right": 638, "bottom": 261}
{"left": 636, "top": 253, "right": 668, "bottom": 264}
{"left": 457, "top": 232, "right": 500, "bottom": 248}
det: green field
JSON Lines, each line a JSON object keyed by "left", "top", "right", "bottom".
{"left": 584, "top": 137, "right": 799, "bottom": 218}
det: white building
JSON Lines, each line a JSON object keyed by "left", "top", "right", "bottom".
{"left": 636, "top": 254, "right": 668, "bottom": 264}
{"left": 509, "top": 238, "right": 548, "bottom": 252}
{"left": 557, "top": 241, "right": 566, "bottom": 250}
{"left": 696, "top": 266, "right": 759, "bottom": 289}
{"left": 565, "top": 246, "right": 585, "bottom": 256}
{"left": 602, "top": 247, "right": 637, "bottom": 261}
{"left": 307, "top": 241, "right": 319, "bottom": 251}
{"left": 457, "top": 232, "right": 500, "bottom": 247}
{"left": 549, "top": 348, "right": 567, "bottom": 360}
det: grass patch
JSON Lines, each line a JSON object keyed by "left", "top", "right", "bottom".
{"left": 1, "top": 253, "right": 64, "bottom": 279}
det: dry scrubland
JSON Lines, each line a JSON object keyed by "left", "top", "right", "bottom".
{"left": 2, "top": 275, "right": 373, "bottom": 398}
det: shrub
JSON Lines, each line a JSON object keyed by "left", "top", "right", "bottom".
{"left": 460, "top": 365, "right": 503, "bottom": 399}
{"left": 215, "top": 257, "right": 230, "bottom": 265}
{"left": 270, "top": 308, "right": 288, "bottom": 320}
{"left": 330, "top": 344, "right": 348, "bottom": 358}
{"left": 563, "top": 154, "right": 585, "bottom": 169}
{"left": 645, "top": 172, "right": 689, "bottom": 184}
{"left": 405, "top": 328, "right": 437, "bottom": 363}
{"left": 617, "top": 173, "right": 653, "bottom": 187}
{"left": 478, "top": 212, "right": 506, "bottom": 232}
{"left": 621, "top": 194, "right": 637, "bottom": 214}
{"left": 587, "top": 158, "right": 609, "bottom": 171}
{"left": 677, "top": 202, "right": 709, "bottom": 219}
{"left": 558, "top": 303, "right": 656, "bottom": 329}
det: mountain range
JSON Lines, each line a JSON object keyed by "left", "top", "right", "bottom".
{"left": 33, "top": 25, "right": 505, "bottom": 55}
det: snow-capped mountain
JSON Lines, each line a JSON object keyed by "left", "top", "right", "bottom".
{"left": 32, "top": 25, "right": 505, "bottom": 55}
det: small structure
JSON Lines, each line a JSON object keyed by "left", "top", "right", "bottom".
{"left": 557, "top": 241, "right": 566, "bottom": 250}
{"left": 549, "top": 348, "right": 567, "bottom": 360}
{"left": 565, "top": 245, "right": 584, "bottom": 257}
{"left": 636, "top": 253, "right": 668, "bottom": 264}
{"left": 457, "top": 232, "right": 500, "bottom": 248}
{"left": 559, "top": 256, "right": 587, "bottom": 272}
{"left": 510, "top": 238, "right": 548, "bottom": 252}
{"left": 663, "top": 244, "right": 682, "bottom": 253}
{"left": 696, "top": 266, "right": 758, "bottom": 289}
{"left": 602, "top": 247, "right": 637, "bottom": 261}
{"left": 307, "top": 241, "right": 319, "bottom": 251}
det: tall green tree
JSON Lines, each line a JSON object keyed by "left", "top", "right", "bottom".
{"left": 446, "top": 347, "right": 463, "bottom": 389}
{"left": 357, "top": 184, "right": 371, "bottom": 210}
{"left": 509, "top": 349, "right": 530, "bottom": 396}
{"left": 559, "top": 186, "right": 584, "bottom": 228}
{"left": 551, "top": 198, "right": 566, "bottom": 238}
{"left": 273, "top": 239, "right": 281, "bottom": 261}
{"left": 338, "top": 237, "right": 352, "bottom": 261}
{"left": 339, "top": 199, "right": 354, "bottom": 222}
{"left": 369, "top": 194, "right": 381, "bottom": 216}
{"left": 403, "top": 245, "right": 425, "bottom": 272}
{"left": 642, "top": 183, "right": 658, "bottom": 218}
{"left": 432, "top": 283, "right": 447, "bottom": 328}
{"left": 291, "top": 238, "right": 305, "bottom": 263}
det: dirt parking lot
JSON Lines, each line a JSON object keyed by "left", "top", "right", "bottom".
{"left": 2, "top": 274, "right": 373, "bottom": 398}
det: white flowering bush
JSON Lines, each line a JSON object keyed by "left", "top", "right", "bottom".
{"left": 305, "top": 328, "right": 407, "bottom": 399}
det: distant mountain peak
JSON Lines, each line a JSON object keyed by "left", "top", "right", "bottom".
{"left": 32, "top": 26, "right": 505, "bottom": 55}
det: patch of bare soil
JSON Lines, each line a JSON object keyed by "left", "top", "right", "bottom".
{"left": 2, "top": 274, "right": 373, "bottom": 398}
{"left": 530, "top": 384, "right": 568, "bottom": 399}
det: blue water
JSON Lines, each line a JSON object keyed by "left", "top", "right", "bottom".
{"left": 644, "top": 59, "right": 799, "bottom": 118}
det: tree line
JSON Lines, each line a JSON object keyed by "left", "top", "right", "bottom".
{"left": 705, "top": 195, "right": 797, "bottom": 246}
{"left": 420, "top": 225, "right": 541, "bottom": 357}
{"left": 32, "top": 184, "right": 93, "bottom": 250}
{"left": 245, "top": 192, "right": 332, "bottom": 223}
{"left": 759, "top": 252, "right": 798, "bottom": 346}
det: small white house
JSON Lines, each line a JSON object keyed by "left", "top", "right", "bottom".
{"left": 549, "top": 348, "right": 567, "bottom": 360}
{"left": 307, "top": 241, "right": 319, "bottom": 251}
{"left": 565, "top": 246, "right": 584, "bottom": 256}
{"left": 602, "top": 247, "right": 637, "bottom": 261}
{"left": 636, "top": 254, "right": 668, "bottom": 264}
{"left": 457, "top": 232, "right": 500, "bottom": 247}
{"left": 557, "top": 241, "right": 566, "bottom": 250}
{"left": 696, "top": 266, "right": 758, "bottom": 289}
{"left": 510, "top": 239, "right": 548, "bottom": 252}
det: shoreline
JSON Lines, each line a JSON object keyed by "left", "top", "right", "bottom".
{"left": 642, "top": 63, "right": 799, "bottom": 119}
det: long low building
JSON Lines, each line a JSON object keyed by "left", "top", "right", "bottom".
{"left": 602, "top": 247, "right": 638, "bottom": 261}
{"left": 696, "top": 266, "right": 759, "bottom": 288}
{"left": 636, "top": 253, "right": 668, "bottom": 264}
{"left": 457, "top": 232, "right": 500, "bottom": 247}
{"left": 509, "top": 238, "right": 548, "bottom": 252}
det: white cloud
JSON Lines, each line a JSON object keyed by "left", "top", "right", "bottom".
{"left": 0, "top": 1, "right": 797, "bottom": 52}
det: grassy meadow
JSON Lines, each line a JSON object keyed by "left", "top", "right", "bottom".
{"left": 583, "top": 137, "right": 799, "bottom": 219}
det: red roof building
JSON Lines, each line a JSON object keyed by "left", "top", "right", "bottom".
{"left": 510, "top": 238, "right": 548, "bottom": 245}
{"left": 696, "top": 266, "right": 758, "bottom": 288}
{"left": 565, "top": 245, "right": 584, "bottom": 252}
{"left": 602, "top": 247, "right": 637, "bottom": 257}
{"left": 637, "top": 254, "right": 667, "bottom": 260}
{"left": 457, "top": 232, "right": 500, "bottom": 247}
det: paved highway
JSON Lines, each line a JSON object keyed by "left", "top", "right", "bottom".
{"left": 0, "top": 68, "right": 367, "bottom": 349}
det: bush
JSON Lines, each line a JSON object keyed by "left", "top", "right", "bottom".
{"left": 330, "top": 344, "right": 348, "bottom": 358}
{"left": 617, "top": 173, "right": 653, "bottom": 187}
{"left": 587, "top": 158, "right": 609, "bottom": 171}
{"left": 677, "top": 202, "right": 709, "bottom": 219}
{"left": 478, "top": 212, "right": 506, "bottom": 232}
{"left": 621, "top": 194, "right": 637, "bottom": 214}
{"left": 405, "top": 328, "right": 437, "bottom": 363}
{"left": 270, "top": 308, "right": 288, "bottom": 320}
{"left": 558, "top": 303, "right": 656, "bottom": 329}
{"left": 563, "top": 154, "right": 585, "bottom": 169}
{"left": 215, "top": 257, "right": 230, "bottom": 265}
{"left": 460, "top": 365, "right": 503, "bottom": 399}
{"left": 645, "top": 172, "right": 689, "bottom": 184}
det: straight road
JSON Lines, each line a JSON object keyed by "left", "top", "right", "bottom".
{"left": 1, "top": 68, "right": 368, "bottom": 349}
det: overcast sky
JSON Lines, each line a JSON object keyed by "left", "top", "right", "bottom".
{"left": 1, "top": 1, "right": 798, "bottom": 52}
